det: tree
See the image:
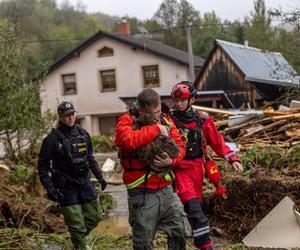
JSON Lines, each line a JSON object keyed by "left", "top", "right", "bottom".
{"left": 269, "top": 1, "right": 300, "bottom": 103}
{"left": 193, "top": 11, "right": 224, "bottom": 57}
{"left": 175, "top": 0, "right": 201, "bottom": 50}
{"left": 225, "top": 20, "right": 245, "bottom": 45}
{"left": 270, "top": 1, "right": 300, "bottom": 73}
{"left": 153, "top": 0, "right": 179, "bottom": 30}
{"left": 270, "top": 0, "right": 300, "bottom": 29}
{"left": 244, "top": 0, "right": 274, "bottom": 49}
{"left": 151, "top": 0, "right": 202, "bottom": 50}
{"left": 0, "top": 0, "right": 114, "bottom": 79}
{"left": 0, "top": 20, "right": 53, "bottom": 161}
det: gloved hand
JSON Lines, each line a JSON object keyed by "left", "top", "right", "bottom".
{"left": 232, "top": 161, "right": 243, "bottom": 173}
{"left": 214, "top": 185, "right": 227, "bottom": 199}
{"left": 98, "top": 179, "right": 107, "bottom": 191}
{"left": 46, "top": 187, "right": 58, "bottom": 202}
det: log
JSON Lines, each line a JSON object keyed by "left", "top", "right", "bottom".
{"left": 239, "top": 120, "right": 288, "bottom": 138}
{"left": 272, "top": 113, "right": 300, "bottom": 120}
{"left": 286, "top": 129, "right": 300, "bottom": 137}
{"left": 192, "top": 105, "right": 235, "bottom": 115}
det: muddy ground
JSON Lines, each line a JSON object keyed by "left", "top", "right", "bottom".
{"left": 0, "top": 145, "right": 300, "bottom": 249}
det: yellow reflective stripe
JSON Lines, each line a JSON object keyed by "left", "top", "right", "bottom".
{"left": 162, "top": 117, "right": 171, "bottom": 126}
{"left": 164, "top": 171, "right": 175, "bottom": 181}
{"left": 126, "top": 170, "right": 175, "bottom": 190}
{"left": 126, "top": 172, "right": 154, "bottom": 189}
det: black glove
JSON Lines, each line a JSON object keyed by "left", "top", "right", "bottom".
{"left": 46, "top": 187, "right": 58, "bottom": 202}
{"left": 98, "top": 179, "right": 107, "bottom": 191}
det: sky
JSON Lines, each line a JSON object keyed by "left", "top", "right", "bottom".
{"left": 56, "top": 0, "right": 299, "bottom": 21}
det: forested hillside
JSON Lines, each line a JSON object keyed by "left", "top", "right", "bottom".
{"left": 0, "top": 0, "right": 299, "bottom": 77}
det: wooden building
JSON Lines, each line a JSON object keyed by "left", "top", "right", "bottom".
{"left": 194, "top": 40, "right": 300, "bottom": 108}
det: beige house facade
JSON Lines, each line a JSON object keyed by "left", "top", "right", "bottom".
{"left": 41, "top": 30, "right": 204, "bottom": 135}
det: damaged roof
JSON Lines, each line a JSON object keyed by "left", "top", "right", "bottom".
{"left": 215, "top": 39, "right": 300, "bottom": 87}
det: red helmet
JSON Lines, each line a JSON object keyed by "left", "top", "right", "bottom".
{"left": 171, "top": 81, "right": 197, "bottom": 99}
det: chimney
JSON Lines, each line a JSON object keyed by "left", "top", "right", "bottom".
{"left": 117, "top": 19, "right": 131, "bottom": 35}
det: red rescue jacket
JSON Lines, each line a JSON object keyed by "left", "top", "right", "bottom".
{"left": 170, "top": 112, "right": 240, "bottom": 169}
{"left": 115, "top": 113, "right": 186, "bottom": 189}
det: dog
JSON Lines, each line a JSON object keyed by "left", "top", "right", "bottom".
{"left": 133, "top": 111, "right": 180, "bottom": 178}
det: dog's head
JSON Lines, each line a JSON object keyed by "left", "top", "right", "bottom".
{"left": 135, "top": 111, "right": 158, "bottom": 128}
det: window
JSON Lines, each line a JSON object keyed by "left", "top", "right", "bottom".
{"left": 98, "top": 47, "right": 114, "bottom": 57}
{"left": 100, "top": 69, "right": 116, "bottom": 91}
{"left": 62, "top": 73, "right": 77, "bottom": 95}
{"left": 142, "top": 65, "right": 160, "bottom": 87}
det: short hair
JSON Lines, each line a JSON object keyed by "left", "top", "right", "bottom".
{"left": 137, "top": 88, "right": 161, "bottom": 108}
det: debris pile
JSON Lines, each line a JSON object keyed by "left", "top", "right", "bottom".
{"left": 192, "top": 103, "right": 300, "bottom": 149}
{"left": 193, "top": 101, "right": 300, "bottom": 242}
{"left": 224, "top": 107, "right": 300, "bottom": 149}
{"left": 0, "top": 168, "right": 66, "bottom": 233}
{"left": 203, "top": 166, "right": 300, "bottom": 242}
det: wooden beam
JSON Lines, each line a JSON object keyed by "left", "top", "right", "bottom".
{"left": 272, "top": 113, "right": 300, "bottom": 120}
{"left": 192, "top": 105, "right": 235, "bottom": 115}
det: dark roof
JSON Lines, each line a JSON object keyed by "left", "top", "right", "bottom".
{"left": 48, "top": 31, "right": 205, "bottom": 74}
{"left": 217, "top": 40, "right": 300, "bottom": 87}
{"left": 196, "top": 39, "right": 300, "bottom": 88}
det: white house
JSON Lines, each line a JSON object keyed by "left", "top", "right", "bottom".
{"left": 40, "top": 23, "right": 204, "bottom": 135}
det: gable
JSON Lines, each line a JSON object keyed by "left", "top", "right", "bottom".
{"left": 197, "top": 47, "right": 248, "bottom": 91}
{"left": 48, "top": 31, "right": 204, "bottom": 75}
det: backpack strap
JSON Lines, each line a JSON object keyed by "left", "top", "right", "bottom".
{"left": 194, "top": 111, "right": 206, "bottom": 132}
{"left": 75, "top": 124, "right": 85, "bottom": 135}
{"left": 52, "top": 128, "right": 72, "bottom": 161}
{"left": 52, "top": 127, "right": 66, "bottom": 141}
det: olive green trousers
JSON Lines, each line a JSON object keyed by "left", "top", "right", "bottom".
{"left": 61, "top": 198, "right": 103, "bottom": 249}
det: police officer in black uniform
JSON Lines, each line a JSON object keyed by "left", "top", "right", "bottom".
{"left": 37, "top": 101, "right": 107, "bottom": 250}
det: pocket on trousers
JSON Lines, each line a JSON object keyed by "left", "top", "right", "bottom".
{"left": 128, "top": 195, "right": 145, "bottom": 227}
{"left": 181, "top": 210, "right": 192, "bottom": 237}
{"left": 128, "top": 195, "right": 144, "bottom": 210}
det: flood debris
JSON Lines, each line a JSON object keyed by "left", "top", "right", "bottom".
{"left": 242, "top": 196, "right": 300, "bottom": 249}
{"left": 102, "top": 158, "right": 116, "bottom": 172}
{"left": 192, "top": 101, "right": 300, "bottom": 150}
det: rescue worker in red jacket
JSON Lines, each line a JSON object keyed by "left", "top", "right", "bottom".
{"left": 115, "top": 88, "right": 190, "bottom": 250}
{"left": 170, "top": 81, "right": 243, "bottom": 250}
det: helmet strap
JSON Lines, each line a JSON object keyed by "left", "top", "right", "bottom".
{"left": 184, "top": 98, "right": 192, "bottom": 112}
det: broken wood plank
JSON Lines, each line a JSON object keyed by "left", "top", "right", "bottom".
{"left": 239, "top": 119, "right": 288, "bottom": 138}
{"left": 272, "top": 113, "right": 300, "bottom": 120}
{"left": 285, "top": 129, "right": 300, "bottom": 137}
{"left": 192, "top": 105, "right": 235, "bottom": 115}
{"left": 215, "top": 120, "right": 228, "bottom": 127}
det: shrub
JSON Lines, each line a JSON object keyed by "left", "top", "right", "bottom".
{"left": 91, "top": 135, "right": 116, "bottom": 153}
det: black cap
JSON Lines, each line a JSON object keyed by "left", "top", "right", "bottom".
{"left": 57, "top": 101, "right": 76, "bottom": 116}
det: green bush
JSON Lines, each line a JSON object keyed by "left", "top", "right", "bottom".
{"left": 10, "top": 164, "right": 29, "bottom": 183}
{"left": 91, "top": 135, "right": 116, "bottom": 153}
{"left": 286, "top": 145, "right": 300, "bottom": 165}
{"left": 99, "top": 192, "right": 116, "bottom": 216}
{"left": 242, "top": 144, "right": 299, "bottom": 170}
